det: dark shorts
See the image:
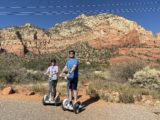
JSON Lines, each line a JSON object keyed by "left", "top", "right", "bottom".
{"left": 67, "top": 78, "right": 78, "bottom": 90}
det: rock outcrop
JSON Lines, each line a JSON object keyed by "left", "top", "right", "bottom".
{"left": 156, "top": 33, "right": 160, "bottom": 40}
{"left": 1, "top": 87, "right": 15, "bottom": 95}
{"left": 0, "top": 13, "right": 159, "bottom": 64}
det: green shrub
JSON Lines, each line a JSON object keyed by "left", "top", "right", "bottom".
{"left": 86, "top": 84, "right": 99, "bottom": 98}
{"left": 86, "top": 78, "right": 160, "bottom": 102}
{"left": 0, "top": 82, "right": 5, "bottom": 90}
{"left": 119, "top": 92, "right": 135, "bottom": 103}
{"left": 129, "top": 67, "right": 160, "bottom": 90}
{"left": 99, "top": 93, "right": 110, "bottom": 101}
{"left": 0, "top": 66, "right": 47, "bottom": 84}
{"left": 24, "top": 54, "right": 65, "bottom": 71}
{"left": 110, "top": 60, "right": 146, "bottom": 82}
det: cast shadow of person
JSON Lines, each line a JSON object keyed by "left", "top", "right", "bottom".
{"left": 82, "top": 97, "right": 100, "bottom": 108}
{"left": 79, "top": 96, "right": 100, "bottom": 113}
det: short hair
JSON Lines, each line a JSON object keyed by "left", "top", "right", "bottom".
{"left": 51, "top": 59, "right": 56, "bottom": 64}
{"left": 69, "top": 50, "right": 75, "bottom": 55}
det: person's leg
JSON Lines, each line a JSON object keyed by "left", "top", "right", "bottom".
{"left": 48, "top": 80, "right": 53, "bottom": 101}
{"left": 68, "top": 79, "right": 73, "bottom": 105}
{"left": 53, "top": 80, "right": 57, "bottom": 98}
{"left": 69, "top": 89, "right": 72, "bottom": 102}
{"left": 67, "top": 88, "right": 73, "bottom": 109}
{"left": 51, "top": 80, "right": 55, "bottom": 100}
{"left": 73, "top": 90, "right": 77, "bottom": 103}
{"left": 73, "top": 78, "right": 78, "bottom": 103}
{"left": 67, "top": 80, "right": 70, "bottom": 99}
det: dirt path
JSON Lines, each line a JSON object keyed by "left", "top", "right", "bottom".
{"left": 0, "top": 83, "right": 160, "bottom": 120}
{"left": 0, "top": 99, "right": 159, "bottom": 120}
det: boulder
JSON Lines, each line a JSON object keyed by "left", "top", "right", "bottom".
{"left": 25, "top": 91, "right": 35, "bottom": 96}
{"left": 2, "top": 87, "right": 15, "bottom": 95}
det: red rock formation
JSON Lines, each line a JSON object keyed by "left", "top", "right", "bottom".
{"left": 118, "top": 48, "right": 160, "bottom": 63}
{"left": 0, "top": 13, "right": 159, "bottom": 64}
{"left": 0, "top": 40, "right": 24, "bottom": 57}
{"left": 88, "top": 30, "right": 141, "bottom": 49}
{"left": 2, "top": 87, "right": 15, "bottom": 95}
{"left": 108, "top": 56, "right": 141, "bottom": 65}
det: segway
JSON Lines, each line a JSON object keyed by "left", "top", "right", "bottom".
{"left": 62, "top": 99, "right": 83, "bottom": 114}
{"left": 42, "top": 72, "right": 62, "bottom": 106}
{"left": 59, "top": 73, "right": 83, "bottom": 114}
{"left": 42, "top": 92, "right": 61, "bottom": 106}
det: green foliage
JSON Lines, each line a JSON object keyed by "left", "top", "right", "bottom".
{"left": 86, "top": 84, "right": 99, "bottom": 98}
{"left": 119, "top": 92, "right": 135, "bottom": 103}
{"left": 129, "top": 67, "right": 160, "bottom": 90}
{"left": 86, "top": 78, "right": 160, "bottom": 103}
{"left": 0, "top": 53, "right": 47, "bottom": 84}
{"left": 110, "top": 60, "right": 146, "bottom": 82}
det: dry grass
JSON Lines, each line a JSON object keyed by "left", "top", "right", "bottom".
{"left": 119, "top": 92, "right": 135, "bottom": 103}
{"left": 13, "top": 82, "right": 47, "bottom": 95}
{"left": 12, "top": 80, "right": 70, "bottom": 96}
{"left": 109, "top": 60, "right": 146, "bottom": 82}
{"left": 86, "top": 79, "right": 160, "bottom": 103}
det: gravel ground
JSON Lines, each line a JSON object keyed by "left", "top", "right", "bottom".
{"left": 0, "top": 100, "right": 159, "bottom": 120}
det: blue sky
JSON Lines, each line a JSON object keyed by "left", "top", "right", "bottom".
{"left": 0, "top": 0, "right": 159, "bottom": 34}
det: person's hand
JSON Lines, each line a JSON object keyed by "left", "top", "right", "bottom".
{"left": 59, "top": 73, "right": 63, "bottom": 77}
{"left": 67, "top": 73, "right": 70, "bottom": 77}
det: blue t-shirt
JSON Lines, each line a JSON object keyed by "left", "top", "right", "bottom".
{"left": 65, "top": 58, "right": 78, "bottom": 78}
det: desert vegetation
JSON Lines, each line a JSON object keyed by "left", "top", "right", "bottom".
{"left": 86, "top": 61, "right": 160, "bottom": 103}
{"left": 1, "top": 44, "right": 160, "bottom": 104}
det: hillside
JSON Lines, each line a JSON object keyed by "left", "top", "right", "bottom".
{"left": 0, "top": 13, "right": 160, "bottom": 64}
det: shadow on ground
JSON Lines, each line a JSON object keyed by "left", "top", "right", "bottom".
{"left": 82, "top": 97, "right": 100, "bottom": 107}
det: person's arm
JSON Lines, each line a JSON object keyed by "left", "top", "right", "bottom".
{"left": 69, "top": 65, "right": 77, "bottom": 73}
{"left": 68, "top": 59, "right": 78, "bottom": 74}
{"left": 60, "top": 61, "right": 68, "bottom": 77}
{"left": 55, "top": 66, "right": 59, "bottom": 74}
{"left": 59, "top": 66, "right": 67, "bottom": 77}
{"left": 61, "top": 66, "right": 67, "bottom": 73}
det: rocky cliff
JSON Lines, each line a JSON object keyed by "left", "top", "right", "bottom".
{"left": 0, "top": 13, "right": 159, "bottom": 64}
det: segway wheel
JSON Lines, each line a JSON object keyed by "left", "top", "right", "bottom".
{"left": 62, "top": 104, "right": 66, "bottom": 111}
{"left": 54, "top": 102, "right": 57, "bottom": 106}
{"left": 62, "top": 99, "right": 69, "bottom": 111}
{"left": 42, "top": 95, "right": 48, "bottom": 106}
{"left": 73, "top": 101, "right": 81, "bottom": 114}
{"left": 55, "top": 96, "right": 60, "bottom": 102}
{"left": 55, "top": 101, "right": 60, "bottom": 106}
{"left": 74, "top": 108, "right": 80, "bottom": 114}
{"left": 54, "top": 96, "right": 60, "bottom": 106}
{"left": 42, "top": 99, "right": 46, "bottom": 105}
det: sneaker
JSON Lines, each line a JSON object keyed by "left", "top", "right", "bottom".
{"left": 50, "top": 100, "right": 55, "bottom": 103}
{"left": 49, "top": 97, "right": 54, "bottom": 102}
{"left": 79, "top": 104, "right": 83, "bottom": 108}
{"left": 67, "top": 103, "right": 73, "bottom": 110}
{"left": 49, "top": 98, "right": 52, "bottom": 102}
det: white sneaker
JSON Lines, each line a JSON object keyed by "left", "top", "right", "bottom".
{"left": 79, "top": 104, "right": 83, "bottom": 108}
{"left": 67, "top": 103, "right": 73, "bottom": 110}
{"left": 50, "top": 100, "right": 55, "bottom": 103}
{"left": 49, "top": 98, "right": 52, "bottom": 102}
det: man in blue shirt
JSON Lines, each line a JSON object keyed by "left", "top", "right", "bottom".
{"left": 60, "top": 50, "right": 79, "bottom": 104}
